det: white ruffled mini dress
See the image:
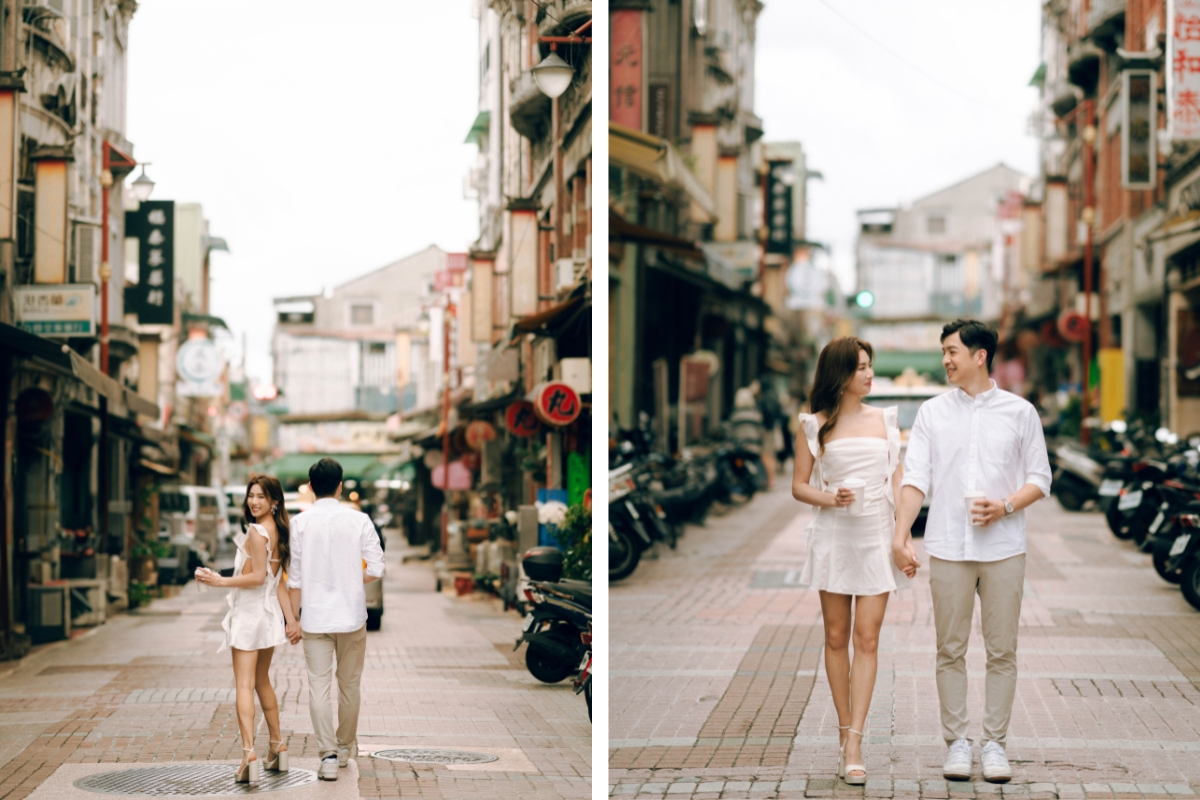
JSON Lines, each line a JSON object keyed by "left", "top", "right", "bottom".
{"left": 218, "top": 523, "right": 288, "bottom": 653}
{"left": 796, "top": 407, "right": 911, "bottom": 595}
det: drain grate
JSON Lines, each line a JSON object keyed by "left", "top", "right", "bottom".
{"left": 371, "top": 749, "right": 498, "bottom": 765}
{"left": 75, "top": 765, "right": 317, "bottom": 795}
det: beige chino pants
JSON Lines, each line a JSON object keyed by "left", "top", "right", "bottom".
{"left": 928, "top": 554, "right": 1025, "bottom": 747}
{"left": 303, "top": 625, "right": 367, "bottom": 759}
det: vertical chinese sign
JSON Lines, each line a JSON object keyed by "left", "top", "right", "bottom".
{"left": 128, "top": 200, "right": 175, "bottom": 325}
{"left": 765, "top": 160, "right": 794, "bottom": 256}
{"left": 1172, "top": 0, "right": 1200, "bottom": 140}
{"left": 611, "top": 10, "right": 642, "bottom": 130}
{"left": 1123, "top": 70, "right": 1157, "bottom": 189}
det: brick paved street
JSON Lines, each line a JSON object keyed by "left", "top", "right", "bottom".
{"left": 0, "top": 531, "right": 591, "bottom": 800}
{"left": 610, "top": 486, "right": 1200, "bottom": 799}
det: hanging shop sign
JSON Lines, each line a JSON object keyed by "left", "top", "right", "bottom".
{"left": 176, "top": 338, "right": 225, "bottom": 397}
{"left": 465, "top": 420, "right": 497, "bottom": 450}
{"left": 505, "top": 400, "right": 541, "bottom": 437}
{"left": 1121, "top": 69, "right": 1156, "bottom": 189}
{"left": 127, "top": 200, "right": 175, "bottom": 325}
{"left": 431, "top": 460, "right": 473, "bottom": 491}
{"left": 534, "top": 382, "right": 582, "bottom": 427}
{"left": 765, "top": 160, "right": 795, "bottom": 256}
{"left": 14, "top": 284, "right": 95, "bottom": 336}
{"left": 1057, "top": 309, "right": 1089, "bottom": 344}
{"left": 1173, "top": 0, "right": 1200, "bottom": 141}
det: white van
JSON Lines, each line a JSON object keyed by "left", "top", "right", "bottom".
{"left": 178, "top": 486, "right": 224, "bottom": 563}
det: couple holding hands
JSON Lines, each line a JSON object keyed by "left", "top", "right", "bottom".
{"left": 791, "top": 319, "right": 1052, "bottom": 785}
{"left": 195, "top": 457, "right": 385, "bottom": 784}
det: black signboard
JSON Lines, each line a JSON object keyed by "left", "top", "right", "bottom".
{"left": 127, "top": 200, "right": 174, "bottom": 325}
{"left": 766, "top": 160, "right": 794, "bottom": 256}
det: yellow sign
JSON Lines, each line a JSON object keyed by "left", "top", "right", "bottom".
{"left": 1099, "top": 348, "right": 1125, "bottom": 423}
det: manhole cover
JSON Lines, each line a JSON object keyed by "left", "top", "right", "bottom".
{"left": 371, "top": 749, "right": 498, "bottom": 765}
{"left": 75, "top": 765, "right": 318, "bottom": 795}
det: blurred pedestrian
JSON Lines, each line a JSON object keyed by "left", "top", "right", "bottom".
{"left": 287, "top": 458, "right": 386, "bottom": 781}
{"left": 792, "top": 336, "right": 907, "bottom": 785}
{"left": 731, "top": 387, "right": 771, "bottom": 488}
{"left": 756, "top": 375, "right": 785, "bottom": 484}
{"left": 196, "top": 475, "right": 297, "bottom": 784}
{"left": 892, "top": 319, "right": 1052, "bottom": 784}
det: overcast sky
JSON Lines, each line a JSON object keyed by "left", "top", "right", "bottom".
{"left": 756, "top": 0, "right": 1043, "bottom": 290}
{"left": 126, "top": 1, "right": 480, "bottom": 384}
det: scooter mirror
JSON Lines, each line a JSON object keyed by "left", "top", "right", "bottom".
{"left": 1110, "top": 420, "right": 1127, "bottom": 434}
{"left": 1157, "top": 427, "right": 1172, "bottom": 442}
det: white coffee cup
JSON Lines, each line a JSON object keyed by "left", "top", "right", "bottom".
{"left": 841, "top": 478, "right": 866, "bottom": 516}
{"left": 195, "top": 567, "right": 210, "bottom": 592}
{"left": 965, "top": 491, "right": 988, "bottom": 526}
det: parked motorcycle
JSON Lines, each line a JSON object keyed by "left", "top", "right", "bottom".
{"left": 515, "top": 547, "right": 591, "bottom": 684}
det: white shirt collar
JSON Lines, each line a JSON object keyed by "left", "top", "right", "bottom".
{"left": 955, "top": 379, "right": 999, "bottom": 407}
{"left": 314, "top": 497, "right": 340, "bottom": 506}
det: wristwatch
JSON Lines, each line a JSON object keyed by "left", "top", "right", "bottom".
{"left": 1003, "top": 499, "right": 1014, "bottom": 516}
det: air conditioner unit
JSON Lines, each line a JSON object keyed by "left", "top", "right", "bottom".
{"left": 555, "top": 258, "right": 576, "bottom": 290}
{"left": 73, "top": 223, "right": 101, "bottom": 284}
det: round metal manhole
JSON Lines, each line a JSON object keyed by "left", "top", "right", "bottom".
{"left": 371, "top": 749, "right": 498, "bottom": 765}
{"left": 74, "top": 765, "right": 318, "bottom": 796}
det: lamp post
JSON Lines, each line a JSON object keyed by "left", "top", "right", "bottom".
{"left": 533, "top": 19, "right": 591, "bottom": 283}
{"left": 441, "top": 300, "right": 457, "bottom": 557}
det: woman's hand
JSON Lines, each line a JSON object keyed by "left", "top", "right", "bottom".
{"left": 195, "top": 568, "right": 225, "bottom": 588}
{"left": 831, "top": 487, "right": 855, "bottom": 508}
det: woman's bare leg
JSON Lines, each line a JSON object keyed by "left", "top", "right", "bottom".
{"left": 231, "top": 648, "right": 259, "bottom": 767}
{"left": 819, "top": 591, "right": 854, "bottom": 750}
{"left": 254, "top": 647, "right": 284, "bottom": 753}
{"left": 844, "top": 592, "right": 889, "bottom": 775}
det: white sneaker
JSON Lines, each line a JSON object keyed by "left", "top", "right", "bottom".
{"left": 942, "top": 738, "right": 972, "bottom": 781}
{"left": 318, "top": 756, "right": 339, "bottom": 781}
{"left": 337, "top": 744, "right": 356, "bottom": 767}
{"left": 980, "top": 741, "right": 1012, "bottom": 784}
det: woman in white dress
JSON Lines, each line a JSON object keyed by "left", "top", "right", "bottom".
{"left": 195, "top": 475, "right": 298, "bottom": 783}
{"left": 791, "top": 337, "right": 909, "bottom": 785}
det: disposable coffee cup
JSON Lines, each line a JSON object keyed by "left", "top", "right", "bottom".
{"left": 965, "top": 491, "right": 988, "bottom": 526}
{"left": 841, "top": 478, "right": 866, "bottom": 516}
{"left": 195, "top": 567, "right": 209, "bottom": 592}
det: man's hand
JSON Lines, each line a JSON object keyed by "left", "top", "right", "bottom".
{"left": 971, "top": 498, "right": 1007, "bottom": 527}
{"left": 285, "top": 620, "right": 302, "bottom": 645}
{"left": 892, "top": 534, "right": 920, "bottom": 578}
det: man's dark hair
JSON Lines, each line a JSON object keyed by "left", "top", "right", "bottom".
{"left": 309, "top": 458, "right": 343, "bottom": 498}
{"left": 941, "top": 319, "right": 998, "bottom": 372}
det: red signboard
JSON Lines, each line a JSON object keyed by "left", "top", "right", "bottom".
{"left": 446, "top": 252, "right": 469, "bottom": 272}
{"left": 505, "top": 401, "right": 540, "bottom": 437}
{"left": 465, "top": 420, "right": 497, "bottom": 450}
{"left": 534, "top": 382, "right": 582, "bottom": 427}
{"left": 611, "top": 10, "right": 642, "bottom": 129}
{"left": 1058, "top": 309, "right": 1089, "bottom": 344}
{"left": 681, "top": 358, "right": 710, "bottom": 403}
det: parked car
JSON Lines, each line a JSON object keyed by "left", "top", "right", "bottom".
{"left": 178, "top": 486, "right": 224, "bottom": 560}
{"left": 862, "top": 382, "right": 953, "bottom": 534}
{"left": 223, "top": 484, "right": 247, "bottom": 540}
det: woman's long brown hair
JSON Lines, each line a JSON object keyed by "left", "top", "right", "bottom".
{"left": 243, "top": 475, "right": 291, "bottom": 572}
{"left": 808, "top": 337, "right": 874, "bottom": 454}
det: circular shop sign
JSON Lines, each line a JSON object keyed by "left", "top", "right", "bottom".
{"left": 534, "top": 382, "right": 581, "bottom": 427}
{"left": 1057, "top": 309, "right": 1089, "bottom": 344}
{"left": 176, "top": 339, "right": 223, "bottom": 383}
{"left": 505, "top": 401, "right": 540, "bottom": 437}
{"left": 465, "top": 420, "right": 497, "bottom": 450}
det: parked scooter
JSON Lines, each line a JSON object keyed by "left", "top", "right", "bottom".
{"left": 514, "top": 547, "right": 591, "bottom": 684}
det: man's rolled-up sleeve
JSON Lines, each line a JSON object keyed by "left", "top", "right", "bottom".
{"left": 1022, "top": 405, "right": 1053, "bottom": 498}
{"left": 363, "top": 517, "right": 385, "bottom": 578}
{"left": 286, "top": 521, "right": 303, "bottom": 589}
{"left": 900, "top": 405, "right": 933, "bottom": 495}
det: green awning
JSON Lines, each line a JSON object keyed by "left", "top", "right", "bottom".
{"left": 1029, "top": 63, "right": 1046, "bottom": 88}
{"left": 871, "top": 351, "right": 947, "bottom": 378}
{"left": 361, "top": 456, "right": 416, "bottom": 483}
{"left": 465, "top": 111, "right": 491, "bottom": 145}
{"left": 260, "top": 453, "right": 388, "bottom": 483}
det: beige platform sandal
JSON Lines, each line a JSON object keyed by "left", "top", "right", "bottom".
{"left": 235, "top": 748, "right": 259, "bottom": 783}
{"left": 842, "top": 728, "right": 866, "bottom": 786}
{"left": 265, "top": 740, "right": 289, "bottom": 772}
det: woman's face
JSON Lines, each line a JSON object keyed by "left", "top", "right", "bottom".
{"left": 845, "top": 348, "right": 873, "bottom": 398}
{"left": 247, "top": 484, "right": 272, "bottom": 519}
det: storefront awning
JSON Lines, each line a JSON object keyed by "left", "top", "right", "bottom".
{"left": 260, "top": 452, "right": 389, "bottom": 483}
{"left": 610, "top": 122, "right": 715, "bottom": 221}
{"left": 872, "top": 350, "right": 947, "bottom": 378}
{"left": 465, "top": 111, "right": 491, "bottom": 145}
{"left": 513, "top": 294, "right": 585, "bottom": 334}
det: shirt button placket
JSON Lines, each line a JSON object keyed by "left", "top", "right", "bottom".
{"left": 966, "top": 402, "right": 979, "bottom": 561}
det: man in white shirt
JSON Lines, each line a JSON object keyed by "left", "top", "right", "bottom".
{"left": 893, "top": 320, "right": 1052, "bottom": 785}
{"left": 287, "top": 458, "right": 385, "bottom": 782}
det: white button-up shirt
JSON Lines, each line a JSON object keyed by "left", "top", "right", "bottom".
{"left": 287, "top": 498, "right": 386, "bottom": 634}
{"left": 901, "top": 381, "right": 1052, "bottom": 562}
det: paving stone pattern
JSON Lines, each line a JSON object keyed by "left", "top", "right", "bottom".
{"left": 611, "top": 487, "right": 1200, "bottom": 798}
{"left": 0, "top": 532, "right": 590, "bottom": 799}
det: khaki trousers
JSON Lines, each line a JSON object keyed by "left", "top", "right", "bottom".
{"left": 303, "top": 625, "right": 367, "bottom": 759}
{"left": 928, "top": 554, "right": 1025, "bottom": 747}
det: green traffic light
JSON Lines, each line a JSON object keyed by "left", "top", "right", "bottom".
{"left": 854, "top": 290, "right": 875, "bottom": 309}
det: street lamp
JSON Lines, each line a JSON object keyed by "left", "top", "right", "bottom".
{"left": 131, "top": 164, "right": 154, "bottom": 202}
{"left": 531, "top": 51, "right": 574, "bottom": 98}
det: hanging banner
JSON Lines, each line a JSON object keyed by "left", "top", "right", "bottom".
{"left": 1172, "top": 0, "right": 1200, "bottom": 140}
{"left": 127, "top": 200, "right": 175, "bottom": 325}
